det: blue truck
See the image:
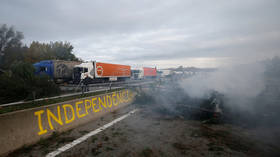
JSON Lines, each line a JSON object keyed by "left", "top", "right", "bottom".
{"left": 33, "top": 60, "right": 81, "bottom": 83}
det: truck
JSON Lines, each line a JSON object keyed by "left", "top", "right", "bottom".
{"left": 33, "top": 60, "right": 81, "bottom": 83}
{"left": 143, "top": 67, "right": 157, "bottom": 78}
{"left": 131, "top": 67, "right": 157, "bottom": 79}
{"left": 159, "top": 69, "right": 173, "bottom": 78}
{"left": 73, "top": 61, "right": 131, "bottom": 84}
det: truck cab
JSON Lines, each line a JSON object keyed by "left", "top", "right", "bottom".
{"left": 131, "top": 68, "right": 144, "bottom": 80}
{"left": 73, "top": 62, "right": 95, "bottom": 84}
{"left": 33, "top": 60, "right": 54, "bottom": 78}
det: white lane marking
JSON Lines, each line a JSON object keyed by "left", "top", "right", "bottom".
{"left": 46, "top": 109, "right": 138, "bottom": 157}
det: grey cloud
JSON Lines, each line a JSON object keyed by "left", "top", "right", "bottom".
{"left": 1, "top": 0, "right": 279, "bottom": 67}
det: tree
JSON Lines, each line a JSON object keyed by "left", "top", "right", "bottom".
{"left": 51, "top": 41, "right": 76, "bottom": 60}
{"left": 0, "top": 24, "right": 24, "bottom": 55}
{"left": 0, "top": 62, "right": 60, "bottom": 103}
{"left": 24, "top": 41, "right": 51, "bottom": 63}
{"left": 0, "top": 24, "right": 24, "bottom": 69}
{"left": 24, "top": 41, "right": 81, "bottom": 63}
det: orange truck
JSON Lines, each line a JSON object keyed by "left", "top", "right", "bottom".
{"left": 95, "top": 62, "right": 131, "bottom": 78}
{"left": 131, "top": 67, "right": 157, "bottom": 79}
{"left": 143, "top": 67, "right": 157, "bottom": 77}
{"left": 73, "top": 61, "right": 131, "bottom": 83}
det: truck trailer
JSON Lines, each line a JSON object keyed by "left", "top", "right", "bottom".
{"left": 33, "top": 60, "right": 81, "bottom": 83}
{"left": 73, "top": 61, "right": 131, "bottom": 84}
{"left": 131, "top": 67, "right": 157, "bottom": 79}
{"left": 143, "top": 67, "right": 157, "bottom": 78}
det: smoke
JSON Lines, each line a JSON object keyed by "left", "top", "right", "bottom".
{"left": 175, "top": 56, "right": 280, "bottom": 126}
{"left": 179, "top": 61, "right": 266, "bottom": 112}
{"left": 135, "top": 56, "right": 280, "bottom": 126}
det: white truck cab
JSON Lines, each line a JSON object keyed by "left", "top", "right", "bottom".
{"left": 131, "top": 68, "right": 144, "bottom": 80}
{"left": 73, "top": 62, "right": 95, "bottom": 83}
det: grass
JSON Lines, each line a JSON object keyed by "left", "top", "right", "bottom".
{"left": 140, "top": 148, "right": 154, "bottom": 157}
{"left": 7, "top": 131, "right": 75, "bottom": 156}
{"left": 190, "top": 129, "right": 204, "bottom": 138}
{"left": 91, "top": 137, "right": 98, "bottom": 143}
{"left": 79, "top": 130, "right": 89, "bottom": 134}
{"left": 0, "top": 88, "right": 124, "bottom": 114}
{"left": 198, "top": 125, "right": 253, "bottom": 153}
{"left": 172, "top": 142, "right": 190, "bottom": 150}
{"left": 105, "top": 146, "right": 114, "bottom": 151}
{"left": 207, "top": 142, "right": 225, "bottom": 152}
{"left": 15, "top": 144, "right": 32, "bottom": 155}
{"left": 172, "top": 142, "right": 190, "bottom": 155}
{"left": 91, "top": 147, "right": 101, "bottom": 156}
{"left": 112, "top": 131, "right": 123, "bottom": 137}
{"left": 102, "top": 135, "right": 109, "bottom": 141}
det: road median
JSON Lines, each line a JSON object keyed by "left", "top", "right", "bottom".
{"left": 0, "top": 89, "right": 135, "bottom": 156}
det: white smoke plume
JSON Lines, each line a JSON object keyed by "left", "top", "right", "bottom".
{"left": 179, "top": 61, "right": 266, "bottom": 111}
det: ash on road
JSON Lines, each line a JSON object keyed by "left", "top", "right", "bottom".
{"left": 7, "top": 104, "right": 280, "bottom": 157}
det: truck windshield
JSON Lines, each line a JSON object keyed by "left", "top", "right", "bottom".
{"left": 39, "top": 66, "right": 47, "bottom": 72}
{"left": 74, "top": 67, "right": 88, "bottom": 73}
{"left": 74, "top": 67, "right": 83, "bottom": 73}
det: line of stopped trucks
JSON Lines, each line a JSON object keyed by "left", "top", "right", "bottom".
{"left": 33, "top": 60, "right": 167, "bottom": 84}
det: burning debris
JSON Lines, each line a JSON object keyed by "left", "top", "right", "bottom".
{"left": 134, "top": 57, "right": 280, "bottom": 129}
{"left": 134, "top": 84, "right": 227, "bottom": 124}
{"left": 135, "top": 80, "right": 279, "bottom": 128}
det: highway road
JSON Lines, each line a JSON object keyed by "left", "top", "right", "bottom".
{"left": 6, "top": 102, "right": 280, "bottom": 157}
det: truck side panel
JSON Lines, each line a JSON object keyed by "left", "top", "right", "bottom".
{"left": 53, "top": 60, "right": 81, "bottom": 80}
{"left": 95, "top": 62, "right": 131, "bottom": 78}
{"left": 143, "top": 67, "right": 157, "bottom": 77}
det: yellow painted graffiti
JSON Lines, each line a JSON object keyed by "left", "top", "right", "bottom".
{"left": 63, "top": 104, "right": 75, "bottom": 124}
{"left": 117, "top": 92, "right": 123, "bottom": 104}
{"left": 84, "top": 99, "right": 92, "bottom": 115}
{"left": 76, "top": 101, "right": 87, "bottom": 118}
{"left": 91, "top": 97, "right": 100, "bottom": 112}
{"left": 98, "top": 96, "right": 107, "bottom": 110}
{"left": 34, "top": 90, "right": 133, "bottom": 135}
{"left": 112, "top": 92, "right": 118, "bottom": 106}
{"left": 34, "top": 110, "right": 47, "bottom": 135}
{"left": 47, "top": 106, "right": 63, "bottom": 130}
{"left": 106, "top": 95, "right": 112, "bottom": 108}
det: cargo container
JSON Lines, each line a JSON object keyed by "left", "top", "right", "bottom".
{"left": 34, "top": 60, "right": 81, "bottom": 83}
{"left": 73, "top": 61, "right": 131, "bottom": 84}
{"left": 95, "top": 62, "right": 131, "bottom": 78}
{"left": 131, "top": 67, "right": 157, "bottom": 79}
{"left": 143, "top": 67, "right": 157, "bottom": 77}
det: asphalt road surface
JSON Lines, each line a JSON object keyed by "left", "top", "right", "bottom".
{"left": 7, "top": 103, "right": 280, "bottom": 157}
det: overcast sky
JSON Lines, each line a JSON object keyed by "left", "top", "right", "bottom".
{"left": 1, "top": 0, "right": 279, "bottom": 68}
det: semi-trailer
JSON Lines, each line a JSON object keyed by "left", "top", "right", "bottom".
{"left": 33, "top": 60, "right": 81, "bottom": 83}
{"left": 131, "top": 67, "right": 157, "bottom": 79}
{"left": 73, "top": 61, "right": 131, "bottom": 84}
{"left": 143, "top": 67, "right": 157, "bottom": 78}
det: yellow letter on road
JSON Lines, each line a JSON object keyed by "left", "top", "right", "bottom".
{"left": 76, "top": 101, "right": 86, "bottom": 118}
{"left": 63, "top": 104, "right": 75, "bottom": 124}
{"left": 34, "top": 110, "right": 47, "bottom": 135}
{"left": 47, "top": 106, "right": 63, "bottom": 130}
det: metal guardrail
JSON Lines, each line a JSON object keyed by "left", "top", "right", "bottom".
{"left": 0, "top": 81, "right": 156, "bottom": 107}
{"left": 59, "top": 80, "right": 148, "bottom": 87}
{"left": 0, "top": 87, "right": 122, "bottom": 107}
